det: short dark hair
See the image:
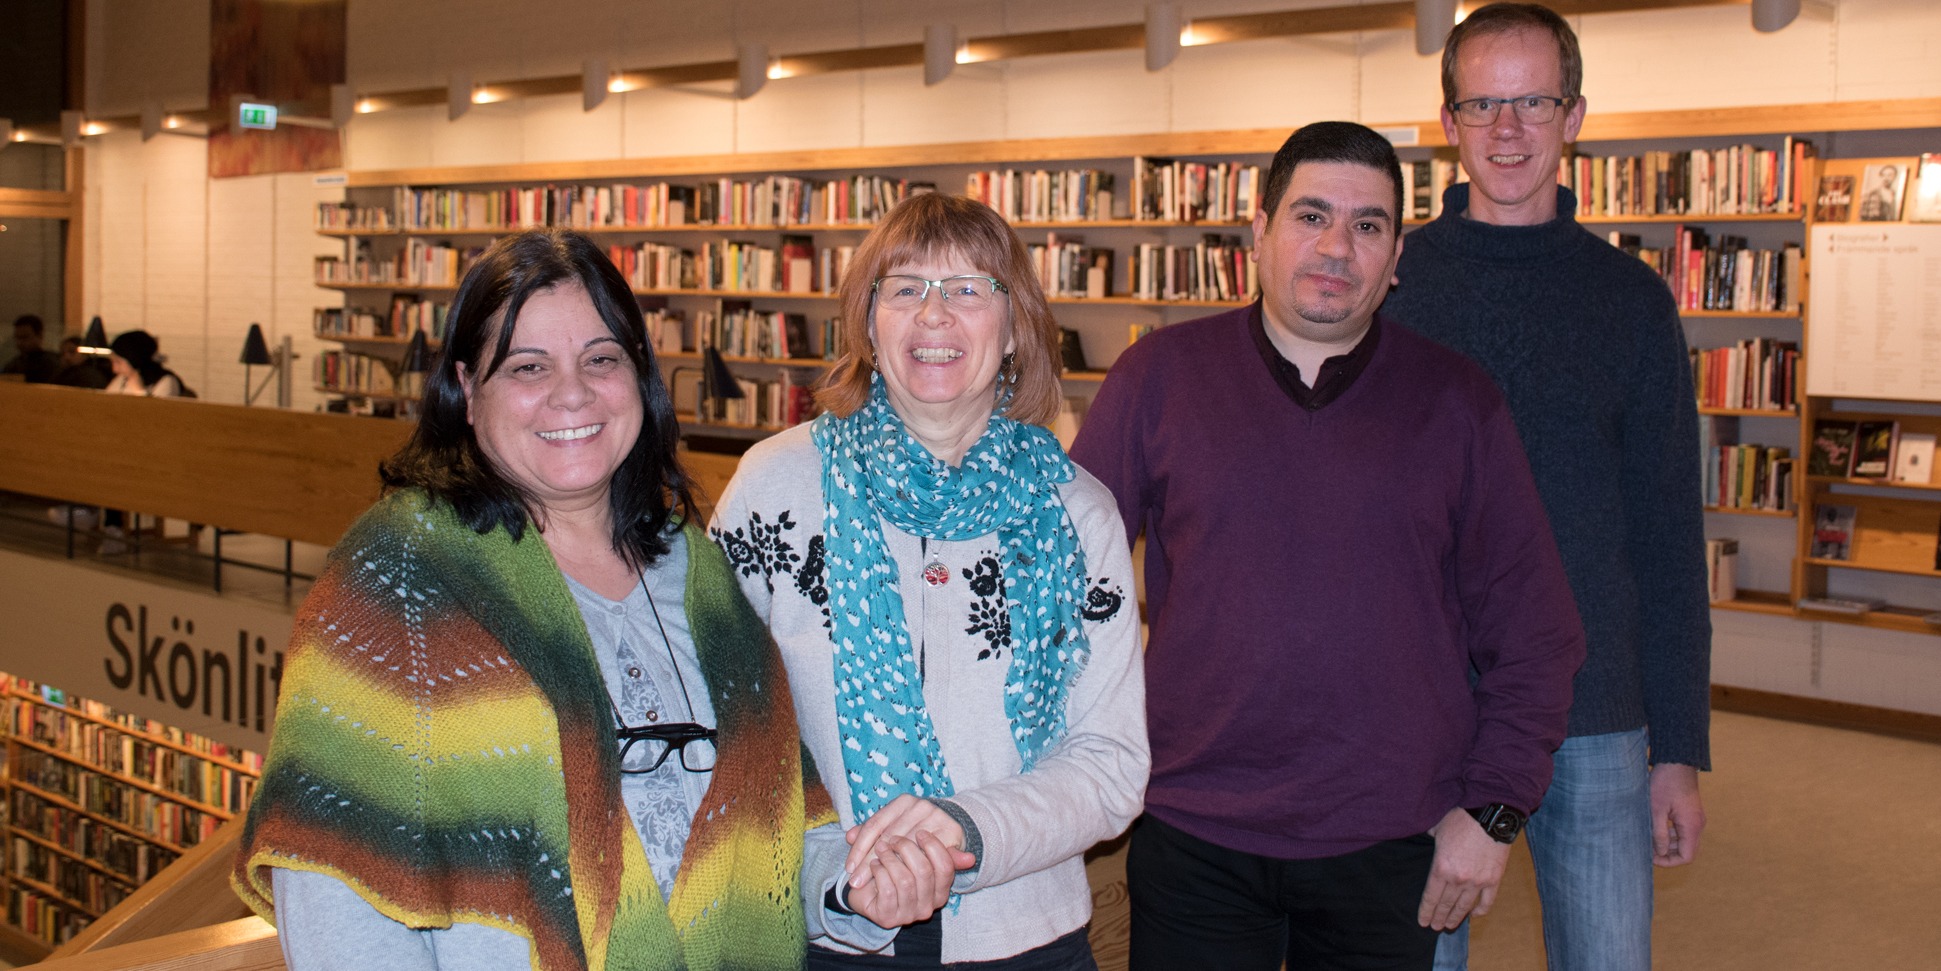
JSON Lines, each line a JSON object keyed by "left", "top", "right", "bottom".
{"left": 380, "top": 229, "right": 695, "bottom": 568}
{"left": 13, "top": 315, "right": 43, "bottom": 336}
{"left": 1258, "top": 122, "right": 1404, "bottom": 231}
{"left": 817, "top": 192, "right": 1064, "bottom": 426}
{"left": 1442, "top": 3, "right": 1583, "bottom": 106}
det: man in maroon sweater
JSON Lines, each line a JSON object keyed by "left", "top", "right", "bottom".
{"left": 1070, "top": 121, "right": 1585, "bottom": 971}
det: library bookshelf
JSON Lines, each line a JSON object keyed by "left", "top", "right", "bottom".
{"left": 1788, "top": 154, "right": 1941, "bottom": 635}
{"left": 311, "top": 99, "right": 1936, "bottom": 630}
{"left": 0, "top": 674, "right": 262, "bottom": 952}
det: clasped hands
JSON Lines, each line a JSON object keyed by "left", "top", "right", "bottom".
{"left": 842, "top": 794, "right": 980, "bottom": 929}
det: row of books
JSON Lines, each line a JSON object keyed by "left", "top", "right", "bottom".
{"left": 11, "top": 790, "right": 179, "bottom": 885}
{"left": 603, "top": 237, "right": 855, "bottom": 295}
{"left": 8, "top": 679, "right": 263, "bottom": 772}
{"left": 1127, "top": 236, "right": 1257, "bottom": 303}
{"left": 315, "top": 201, "right": 396, "bottom": 232}
{"left": 696, "top": 303, "right": 829, "bottom": 361}
{"left": 12, "top": 751, "right": 223, "bottom": 849}
{"left": 1702, "top": 444, "right": 1793, "bottom": 512}
{"left": 314, "top": 239, "right": 484, "bottom": 287}
{"left": 694, "top": 371, "right": 822, "bottom": 430}
{"left": 1808, "top": 419, "right": 1937, "bottom": 483}
{"left": 965, "top": 169, "right": 1115, "bottom": 223}
{"left": 1402, "top": 159, "right": 1465, "bottom": 221}
{"left": 1557, "top": 138, "right": 1817, "bottom": 216}
{"left": 1029, "top": 234, "right": 1114, "bottom": 300}
{"left": 367, "top": 175, "right": 928, "bottom": 233}
{"left": 1132, "top": 157, "right": 1261, "bottom": 223}
{"left": 316, "top": 351, "right": 406, "bottom": 396}
{"left": 6, "top": 885, "right": 89, "bottom": 945}
{"left": 10, "top": 704, "right": 260, "bottom": 813}
{"left": 1618, "top": 228, "right": 1803, "bottom": 313}
{"left": 1689, "top": 338, "right": 1798, "bottom": 412}
{"left": 314, "top": 299, "right": 450, "bottom": 342}
{"left": 10, "top": 836, "right": 135, "bottom": 914}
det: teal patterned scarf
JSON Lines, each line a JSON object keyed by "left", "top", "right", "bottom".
{"left": 813, "top": 377, "right": 1091, "bottom": 823}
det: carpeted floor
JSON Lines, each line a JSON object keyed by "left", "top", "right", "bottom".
{"left": 1084, "top": 710, "right": 1941, "bottom": 969}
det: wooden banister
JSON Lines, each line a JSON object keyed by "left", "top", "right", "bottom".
{"left": 0, "top": 383, "right": 411, "bottom": 548}
{"left": 48, "top": 818, "right": 254, "bottom": 958}
{"left": 30, "top": 918, "right": 283, "bottom": 971}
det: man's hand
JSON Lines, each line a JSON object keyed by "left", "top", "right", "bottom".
{"left": 845, "top": 794, "right": 977, "bottom": 889}
{"left": 1417, "top": 807, "right": 1513, "bottom": 931}
{"left": 1649, "top": 763, "right": 1705, "bottom": 866}
{"left": 844, "top": 830, "right": 961, "bottom": 928}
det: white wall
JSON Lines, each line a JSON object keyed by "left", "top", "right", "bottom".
{"left": 73, "top": 0, "right": 1941, "bottom": 713}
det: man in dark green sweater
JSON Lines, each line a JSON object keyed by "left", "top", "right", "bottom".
{"left": 1383, "top": 6, "right": 1712, "bottom": 971}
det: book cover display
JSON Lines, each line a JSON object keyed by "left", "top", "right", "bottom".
{"left": 1814, "top": 174, "right": 1854, "bottom": 222}
{"left": 1810, "top": 504, "right": 1858, "bottom": 560}
{"left": 1851, "top": 420, "right": 1900, "bottom": 478}
{"left": 1912, "top": 154, "right": 1941, "bottom": 223}
{"left": 1807, "top": 419, "right": 1858, "bottom": 477}
{"left": 1857, "top": 162, "right": 1908, "bottom": 222}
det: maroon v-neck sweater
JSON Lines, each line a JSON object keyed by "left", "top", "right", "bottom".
{"left": 1072, "top": 305, "right": 1585, "bottom": 859}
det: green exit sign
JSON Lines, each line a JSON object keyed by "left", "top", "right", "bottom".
{"left": 238, "top": 102, "right": 278, "bottom": 130}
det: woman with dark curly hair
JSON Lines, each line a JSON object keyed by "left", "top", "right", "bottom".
{"left": 235, "top": 229, "right": 914, "bottom": 971}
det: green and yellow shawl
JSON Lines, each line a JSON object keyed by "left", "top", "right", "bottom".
{"left": 233, "top": 490, "right": 837, "bottom": 971}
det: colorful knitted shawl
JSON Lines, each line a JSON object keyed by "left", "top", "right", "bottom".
{"left": 233, "top": 490, "right": 836, "bottom": 971}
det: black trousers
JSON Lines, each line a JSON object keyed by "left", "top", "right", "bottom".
{"left": 1126, "top": 814, "right": 1439, "bottom": 971}
{"left": 808, "top": 916, "right": 1097, "bottom": 971}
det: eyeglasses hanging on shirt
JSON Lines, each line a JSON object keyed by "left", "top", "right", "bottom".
{"left": 616, "top": 719, "right": 719, "bottom": 774}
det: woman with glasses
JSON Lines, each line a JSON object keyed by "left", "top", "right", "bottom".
{"left": 710, "top": 193, "right": 1149, "bottom": 969}
{"left": 235, "top": 229, "right": 886, "bottom": 971}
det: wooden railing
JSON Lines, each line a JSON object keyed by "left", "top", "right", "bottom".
{"left": 30, "top": 918, "right": 283, "bottom": 971}
{"left": 0, "top": 383, "right": 412, "bottom": 549}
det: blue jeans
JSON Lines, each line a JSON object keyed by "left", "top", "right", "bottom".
{"left": 1434, "top": 728, "right": 1654, "bottom": 971}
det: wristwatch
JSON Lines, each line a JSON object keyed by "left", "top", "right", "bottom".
{"left": 1467, "top": 804, "right": 1527, "bottom": 845}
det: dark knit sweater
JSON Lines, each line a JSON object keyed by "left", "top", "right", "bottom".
{"left": 1385, "top": 184, "right": 1712, "bottom": 770}
{"left": 1071, "top": 307, "right": 1584, "bottom": 860}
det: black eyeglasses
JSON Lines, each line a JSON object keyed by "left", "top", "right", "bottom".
{"left": 616, "top": 721, "right": 718, "bottom": 774}
{"left": 1446, "top": 95, "right": 1575, "bottom": 127}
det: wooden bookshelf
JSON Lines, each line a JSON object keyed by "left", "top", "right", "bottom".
{"left": 309, "top": 117, "right": 1941, "bottom": 639}
{"left": 1705, "top": 505, "right": 1794, "bottom": 518}
{"left": 1791, "top": 157, "right": 1941, "bottom": 633}
{"left": 0, "top": 677, "right": 261, "bottom": 947}
{"left": 317, "top": 156, "right": 1256, "bottom": 433}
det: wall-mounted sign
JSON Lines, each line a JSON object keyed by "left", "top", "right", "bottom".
{"left": 0, "top": 548, "right": 294, "bottom": 752}
{"left": 237, "top": 101, "right": 278, "bottom": 130}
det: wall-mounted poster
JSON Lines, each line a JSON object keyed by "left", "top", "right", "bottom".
{"left": 1806, "top": 224, "right": 1941, "bottom": 402}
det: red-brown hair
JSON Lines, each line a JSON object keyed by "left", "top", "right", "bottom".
{"left": 816, "top": 192, "right": 1063, "bottom": 426}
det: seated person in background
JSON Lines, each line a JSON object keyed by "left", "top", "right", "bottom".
{"left": 233, "top": 229, "right": 924, "bottom": 970}
{"left": 710, "top": 192, "right": 1149, "bottom": 968}
{"left": 51, "top": 337, "right": 110, "bottom": 389}
{"left": 104, "top": 329, "right": 184, "bottom": 396}
{"left": 3, "top": 315, "right": 60, "bottom": 383}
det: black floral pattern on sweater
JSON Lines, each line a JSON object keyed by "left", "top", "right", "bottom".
{"left": 963, "top": 554, "right": 1011, "bottom": 661}
{"left": 713, "top": 511, "right": 801, "bottom": 594}
{"left": 715, "top": 512, "right": 833, "bottom": 629}
{"left": 1081, "top": 577, "right": 1127, "bottom": 623}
